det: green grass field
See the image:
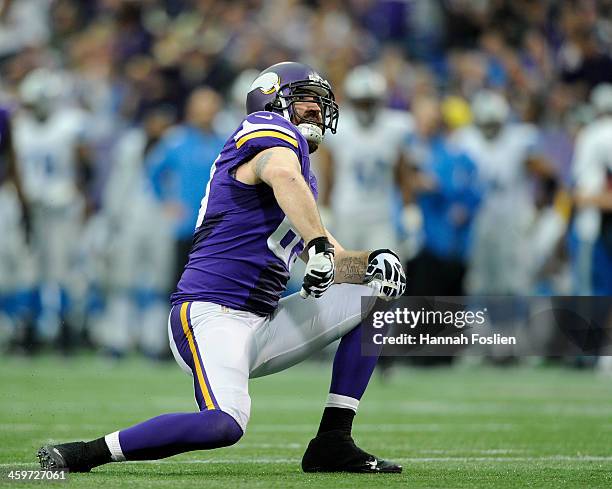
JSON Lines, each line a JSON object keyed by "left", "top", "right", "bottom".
{"left": 1, "top": 355, "right": 611, "bottom": 488}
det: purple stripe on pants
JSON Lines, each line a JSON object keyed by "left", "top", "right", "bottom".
{"left": 170, "top": 303, "right": 219, "bottom": 411}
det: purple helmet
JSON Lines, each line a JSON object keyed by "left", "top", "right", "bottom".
{"left": 246, "top": 62, "right": 339, "bottom": 137}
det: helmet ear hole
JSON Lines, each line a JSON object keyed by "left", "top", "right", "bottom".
{"left": 270, "top": 96, "right": 283, "bottom": 110}
{"left": 264, "top": 100, "right": 280, "bottom": 113}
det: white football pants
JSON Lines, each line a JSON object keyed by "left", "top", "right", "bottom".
{"left": 168, "top": 283, "right": 378, "bottom": 432}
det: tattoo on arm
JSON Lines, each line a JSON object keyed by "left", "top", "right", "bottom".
{"left": 254, "top": 152, "right": 273, "bottom": 180}
{"left": 335, "top": 254, "right": 368, "bottom": 284}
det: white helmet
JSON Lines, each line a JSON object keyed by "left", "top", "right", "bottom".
{"left": 590, "top": 83, "right": 612, "bottom": 115}
{"left": 19, "top": 68, "right": 65, "bottom": 107}
{"left": 344, "top": 65, "right": 387, "bottom": 102}
{"left": 230, "top": 69, "right": 259, "bottom": 109}
{"left": 471, "top": 90, "right": 509, "bottom": 125}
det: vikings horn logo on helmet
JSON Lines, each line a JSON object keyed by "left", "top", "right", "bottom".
{"left": 250, "top": 72, "right": 280, "bottom": 95}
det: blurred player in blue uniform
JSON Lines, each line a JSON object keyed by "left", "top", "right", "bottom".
{"left": 38, "top": 62, "right": 407, "bottom": 474}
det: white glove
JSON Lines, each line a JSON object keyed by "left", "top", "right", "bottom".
{"left": 364, "top": 249, "right": 406, "bottom": 300}
{"left": 300, "top": 237, "right": 335, "bottom": 299}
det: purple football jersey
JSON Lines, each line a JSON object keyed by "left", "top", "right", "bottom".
{"left": 171, "top": 111, "right": 318, "bottom": 315}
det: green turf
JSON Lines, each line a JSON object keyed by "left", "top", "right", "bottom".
{"left": 1, "top": 355, "right": 611, "bottom": 488}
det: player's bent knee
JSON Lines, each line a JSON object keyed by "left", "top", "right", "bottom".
{"left": 203, "top": 410, "right": 244, "bottom": 447}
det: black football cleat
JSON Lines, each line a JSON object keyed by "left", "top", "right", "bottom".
{"left": 37, "top": 442, "right": 93, "bottom": 473}
{"left": 301, "top": 430, "right": 402, "bottom": 473}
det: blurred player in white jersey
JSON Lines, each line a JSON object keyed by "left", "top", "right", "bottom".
{"left": 12, "top": 68, "right": 92, "bottom": 347}
{"left": 214, "top": 69, "right": 259, "bottom": 138}
{"left": 454, "top": 91, "right": 560, "bottom": 294}
{"left": 96, "top": 107, "right": 176, "bottom": 358}
{"left": 570, "top": 84, "right": 612, "bottom": 373}
{"left": 319, "top": 65, "right": 413, "bottom": 252}
{"left": 571, "top": 83, "right": 612, "bottom": 296}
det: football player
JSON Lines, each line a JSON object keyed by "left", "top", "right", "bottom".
{"left": 319, "top": 65, "right": 413, "bottom": 251}
{"left": 453, "top": 90, "right": 559, "bottom": 294}
{"left": 13, "top": 68, "right": 92, "bottom": 347}
{"left": 38, "top": 62, "right": 407, "bottom": 474}
{"left": 95, "top": 107, "right": 176, "bottom": 358}
{"left": 572, "top": 83, "right": 612, "bottom": 296}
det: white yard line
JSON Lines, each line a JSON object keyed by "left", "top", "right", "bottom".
{"left": 3, "top": 455, "right": 612, "bottom": 467}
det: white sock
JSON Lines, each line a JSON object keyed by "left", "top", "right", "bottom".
{"left": 104, "top": 431, "right": 126, "bottom": 462}
{"left": 325, "top": 393, "right": 359, "bottom": 412}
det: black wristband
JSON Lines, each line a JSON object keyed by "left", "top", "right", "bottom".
{"left": 306, "top": 236, "right": 334, "bottom": 256}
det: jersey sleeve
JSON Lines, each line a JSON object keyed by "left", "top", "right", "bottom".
{"left": 231, "top": 112, "right": 301, "bottom": 164}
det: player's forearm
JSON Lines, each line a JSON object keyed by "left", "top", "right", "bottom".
{"left": 334, "top": 250, "right": 369, "bottom": 284}
{"left": 271, "top": 173, "right": 326, "bottom": 243}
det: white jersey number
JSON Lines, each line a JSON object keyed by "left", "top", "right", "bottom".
{"left": 267, "top": 217, "right": 302, "bottom": 270}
